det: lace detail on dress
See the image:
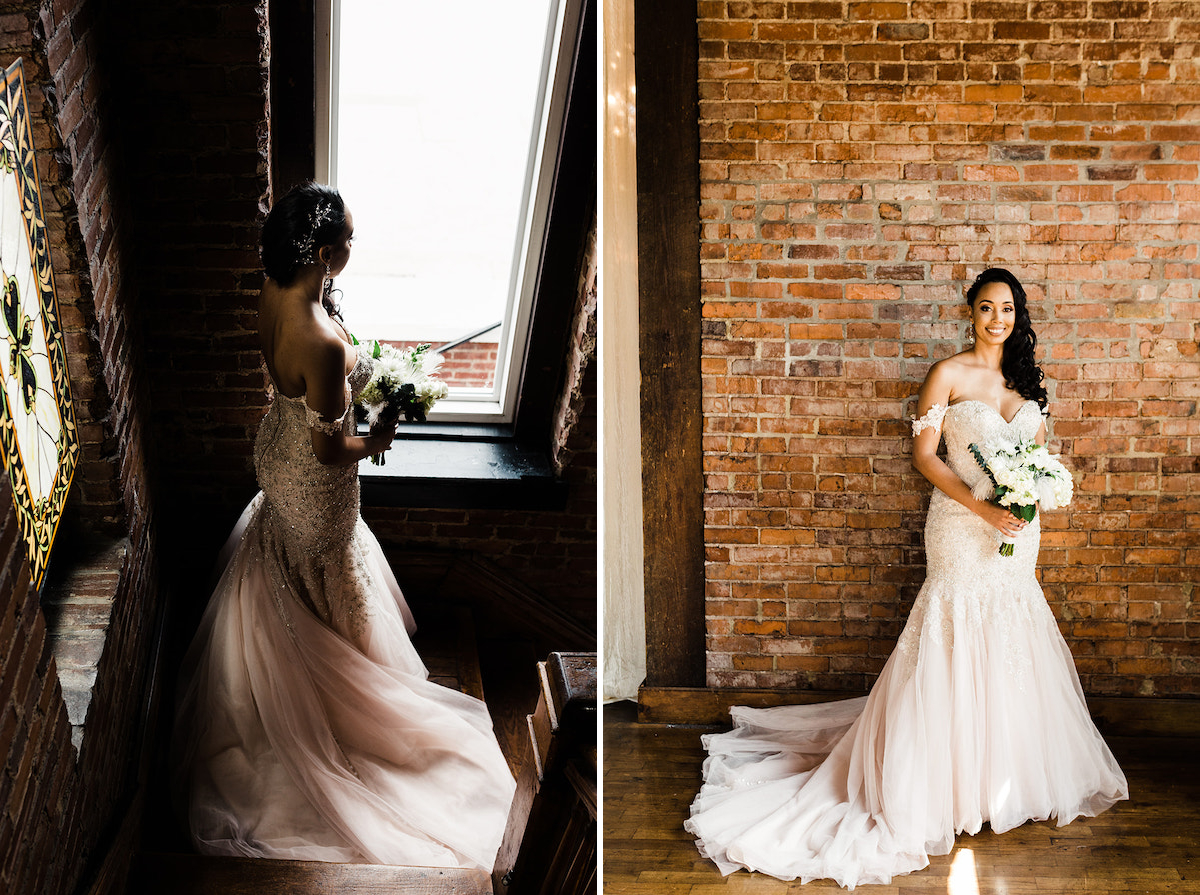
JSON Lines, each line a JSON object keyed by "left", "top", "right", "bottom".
{"left": 894, "top": 397, "right": 1046, "bottom": 685}
{"left": 306, "top": 403, "right": 350, "bottom": 435}
{"left": 911, "top": 402, "right": 947, "bottom": 437}
{"left": 252, "top": 344, "right": 378, "bottom": 641}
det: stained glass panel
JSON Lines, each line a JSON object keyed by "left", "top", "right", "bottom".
{"left": 0, "top": 59, "right": 79, "bottom": 591}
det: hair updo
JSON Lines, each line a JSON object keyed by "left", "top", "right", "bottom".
{"left": 260, "top": 182, "right": 347, "bottom": 286}
{"left": 966, "top": 267, "right": 1048, "bottom": 410}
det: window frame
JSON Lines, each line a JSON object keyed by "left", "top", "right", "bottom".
{"left": 316, "top": 0, "right": 583, "bottom": 426}
{"left": 269, "top": 0, "right": 593, "bottom": 507}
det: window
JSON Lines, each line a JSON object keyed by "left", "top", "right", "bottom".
{"left": 318, "top": 0, "right": 581, "bottom": 425}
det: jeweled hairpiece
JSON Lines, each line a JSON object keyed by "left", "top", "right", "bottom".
{"left": 292, "top": 200, "right": 336, "bottom": 266}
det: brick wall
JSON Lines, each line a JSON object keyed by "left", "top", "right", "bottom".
{"left": 118, "top": 0, "right": 272, "bottom": 538}
{"left": 552, "top": 217, "right": 598, "bottom": 477}
{"left": 386, "top": 339, "right": 501, "bottom": 389}
{"left": 696, "top": 1, "right": 1199, "bottom": 697}
{"left": 1, "top": 1, "right": 160, "bottom": 893}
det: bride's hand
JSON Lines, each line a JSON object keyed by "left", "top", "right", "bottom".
{"left": 977, "top": 501, "right": 1027, "bottom": 538}
{"left": 368, "top": 407, "right": 401, "bottom": 452}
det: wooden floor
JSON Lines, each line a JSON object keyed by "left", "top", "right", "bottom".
{"left": 602, "top": 702, "right": 1200, "bottom": 894}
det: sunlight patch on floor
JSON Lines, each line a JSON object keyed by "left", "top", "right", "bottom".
{"left": 948, "top": 847, "right": 980, "bottom": 895}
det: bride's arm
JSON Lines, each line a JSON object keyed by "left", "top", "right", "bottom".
{"left": 911, "top": 363, "right": 1027, "bottom": 537}
{"left": 304, "top": 337, "right": 397, "bottom": 466}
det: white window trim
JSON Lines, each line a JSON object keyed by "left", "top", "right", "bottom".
{"left": 316, "top": 0, "right": 581, "bottom": 425}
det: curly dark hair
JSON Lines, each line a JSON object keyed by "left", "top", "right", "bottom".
{"left": 260, "top": 182, "right": 347, "bottom": 318}
{"left": 966, "top": 268, "right": 1048, "bottom": 410}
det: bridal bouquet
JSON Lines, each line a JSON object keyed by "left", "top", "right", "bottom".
{"left": 969, "top": 438, "right": 1074, "bottom": 556}
{"left": 353, "top": 339, "right": 449, "bottom": 465}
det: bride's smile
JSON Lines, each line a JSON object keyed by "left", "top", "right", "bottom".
{"left": 969, "top": 280, "right": 1017, "bottom": 346}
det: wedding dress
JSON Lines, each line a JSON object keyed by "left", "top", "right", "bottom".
{"left": 686, "top": 399, "right": 1128, "bottom": 889}
{"left": 173, "top": 344, "right": 516, "bottom": 870}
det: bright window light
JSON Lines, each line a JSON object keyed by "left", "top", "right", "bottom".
{"left": 328, "top": 0, "right": 565, "bottom": 423}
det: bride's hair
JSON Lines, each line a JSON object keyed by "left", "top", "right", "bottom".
{"left": 966, "top": 268, "right": 1048, "bottom": 410}
{"left": 261, "top": 182, "right": 347, "bottom": 318}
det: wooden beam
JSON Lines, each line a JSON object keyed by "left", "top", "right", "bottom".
{"left": 638, "top": 686, "right": 1200, "bottom": 737}
{"left": 635, "top": 0, "right": 705, "bottom": 688}
{"left": 638, "top": 686, "right": 864, "bottom": 725}
{"left": 266, "top": 0, "right": 317, "bottom": 194}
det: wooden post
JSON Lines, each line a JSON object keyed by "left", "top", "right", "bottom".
{"left": 635, "top": 1, "right": 706, "bottom": 688}
{"left": 267, "top": 0, "right": 317, "bottom": 194}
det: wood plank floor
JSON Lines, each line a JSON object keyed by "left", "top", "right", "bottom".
{"left": 131, "top": 853, "right": 491, "bottom": 894}
{"left": 603, "top": 701, "right": 1200, "bottom": 894}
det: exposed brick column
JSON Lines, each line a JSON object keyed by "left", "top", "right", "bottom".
{"left": 0, "top": 1, "right": 161, "bottom": 893}
{"left": 118, "top": 0, "right": 272, "bottom": 537}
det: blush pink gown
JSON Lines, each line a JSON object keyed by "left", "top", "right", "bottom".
{"left": 686, "top": 400, "right": 1128, "bottom": 889}
{"left": 173, "top": 345, "right": 515, "bottom": 870}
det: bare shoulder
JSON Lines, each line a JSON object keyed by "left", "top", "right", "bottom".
{"left": 921, "top": 354, "right": 966, "bottom": 393}
{"left": 261, "top": 289, "right": 348, "bottom": 396}
{"left": 299, "top": 322, "right": 348, "bottom": 380}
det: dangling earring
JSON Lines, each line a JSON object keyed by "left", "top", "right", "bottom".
{"left": 323, "top": 262, "right": 332, "bottom": 297}
{"left": 966, "top": 323, "right": 976, "bottom": 346}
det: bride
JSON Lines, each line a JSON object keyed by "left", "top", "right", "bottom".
{"left": 685, "top": 268, "right": 1128, "bottom": 888}
{"left": 172, "top": 182, "right": 516, "bottom": 870}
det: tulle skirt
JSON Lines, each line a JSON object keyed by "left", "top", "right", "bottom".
{"left": 173, "top": 494, "right": 516, "bottom": 870}
{"left": 686, "top": 494, "right": 1128, "bottom": 888}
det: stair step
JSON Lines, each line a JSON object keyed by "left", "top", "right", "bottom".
{"left": 128, "top": 852, "right": 492, "bottom": 894}
{"left": 411, "top": 603, "right": 486, "bottom": 701}
{"left": 129, "top": 605, "right": 501, "bottom": 892}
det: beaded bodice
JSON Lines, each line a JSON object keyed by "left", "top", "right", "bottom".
{"left": 255, "top": 346, "right": 373, "bottom": 512}
{"left": 251, "top": 345, "right": 376, "bottom": 639}
{"left": 941, "top": 400, "right": 1042, "bottom": 483}
{"left": 894, "top": 398, "right": 1049, "bottom": 677}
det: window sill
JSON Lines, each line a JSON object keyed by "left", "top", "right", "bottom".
{"left": 358, "top": 429, "right": 566, "bottom": 510}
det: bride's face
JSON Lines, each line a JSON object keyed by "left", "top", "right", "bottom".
{"left": 322, "top": 209, "right": 355, "bottom": 277}
{"left": 970, "top": 281, "right": 1016, "bottom": 347}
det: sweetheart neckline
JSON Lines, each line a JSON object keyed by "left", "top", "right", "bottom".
{"left": 946, "top": 398, "right": 1038, "bottom": 426}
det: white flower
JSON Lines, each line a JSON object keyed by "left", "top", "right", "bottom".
{"left": 971, "top": 475, "right": 995, "bottom": 501}
{"left": 354, "top": 341, "right": 449, "bottom": 418}
{"left": 972, "top": 436, "right": 1074, "bottom": 513}
{"left": 1027, "top": 446, "right": 1053, "bottom": 471}
{"left": 1036, "top": 476, "right": 1059, "bottom": 509}
{"left": 415, "top": 379, "right": 449, "bottom": 401}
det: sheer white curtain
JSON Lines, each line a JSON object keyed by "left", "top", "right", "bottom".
{"left": 600, "top": 0, "right": 645, "bottom": 702}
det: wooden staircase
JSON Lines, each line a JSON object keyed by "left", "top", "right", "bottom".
{"left": 129, "top": 853, "right": 492, "bottom": 894}
{"left": 494, "top": 652, "right": 597, "bottom": 895}
{"left": 124, "top": 603, "right": 574, "bottom": 895}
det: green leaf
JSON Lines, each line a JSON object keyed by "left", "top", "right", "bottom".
{"left": 968, "top": 443, "right": 998, "bottom": 487}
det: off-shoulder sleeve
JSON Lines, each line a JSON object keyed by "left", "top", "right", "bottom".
{"left": 911, "top": 402, "right": 947, "bottom": 437}
{"left": 304, "top": 378, "right": 353, "bottom": 435}
{"left": 305, "top": 402, "right": 350, "bottom": 435}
